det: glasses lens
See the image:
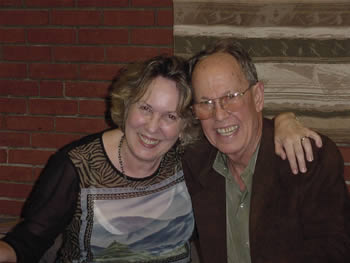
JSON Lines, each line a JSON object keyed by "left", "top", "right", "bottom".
{"left": 193, "top": 104, "right": 212, "bottom": 120}
{"left": 221, "top": 94, "right": 240, "bottom": 112}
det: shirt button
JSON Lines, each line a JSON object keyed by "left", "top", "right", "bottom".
{"left": 245, "top": 241, "right": 250, "bottom": 247}
{"left": 240, "top": 203, "right": 244, "bottom": 208}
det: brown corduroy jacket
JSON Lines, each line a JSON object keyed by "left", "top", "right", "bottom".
{"left": 183, "top": 118, "right": 350, "bottom": 263}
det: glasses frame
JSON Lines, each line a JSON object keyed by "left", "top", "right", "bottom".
{"left": 192, "top": 83, "right": 256, "bottom": 120}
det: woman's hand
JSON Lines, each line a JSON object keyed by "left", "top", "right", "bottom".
{"left": 0, "top": 241, "right": 17, "bottom": 262}
{"left": 274, "top": 112, "right": 322, "bottom": 175}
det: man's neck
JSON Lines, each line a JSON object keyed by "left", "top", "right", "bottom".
{"left": 227, "top": 118, "right": 263, "bottom": 191}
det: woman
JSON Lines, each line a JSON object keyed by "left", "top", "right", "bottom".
{"left": 0, "top": 55, "right": 320, "bottom": 263}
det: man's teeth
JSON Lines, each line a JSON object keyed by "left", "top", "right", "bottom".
{"left": 217, "top": 125, "right": 238, "bottom": 135}
{"left": 140, "top": 135, "right": 159, "bottom": 145}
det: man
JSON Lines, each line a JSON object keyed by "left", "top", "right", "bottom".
{"left": 183, "top": 40, "right": 350, "bottom": 262}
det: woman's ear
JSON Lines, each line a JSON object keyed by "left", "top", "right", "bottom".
{"left": 253, "top": 82, "right": 264, "bottom": 112}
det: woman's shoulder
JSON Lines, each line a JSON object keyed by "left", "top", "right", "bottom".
{"left": 60, "top": 131, "right": 105, "bottom": 153}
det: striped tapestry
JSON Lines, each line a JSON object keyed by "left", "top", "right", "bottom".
{"left": 174, "top": 0, "right": 350, "bottom": 143}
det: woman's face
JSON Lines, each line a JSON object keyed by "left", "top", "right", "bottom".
{"left": 124, "top": 76, "right": 185, "bottom": 165}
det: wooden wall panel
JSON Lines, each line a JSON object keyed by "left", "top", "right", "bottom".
{"left": 174, "top": 0, "right": 350, "bottom": 143}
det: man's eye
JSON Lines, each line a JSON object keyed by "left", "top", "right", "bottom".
{"left": 224, "top": 94, "right": 238, "bottom": 103}
{"left": 201, "top": 100, "right": 212, "bottom": 105}
{"left": 227, "top": 93, "right": 236, "bottom": 100}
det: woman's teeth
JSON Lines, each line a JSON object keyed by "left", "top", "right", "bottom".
{"left": 140, "top": 135, "right": 159, "bottom": 145}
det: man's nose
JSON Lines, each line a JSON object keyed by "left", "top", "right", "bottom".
{"left": 213, "top": 100, "right": 229, "bottom": 120}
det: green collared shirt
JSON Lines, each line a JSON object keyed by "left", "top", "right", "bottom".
{"left": 213, "top": 146, "right": 260, "bottom": 263}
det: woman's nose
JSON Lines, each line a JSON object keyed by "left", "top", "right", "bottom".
{"left": 145, "top": 114, "right": 161, "bottom": 133}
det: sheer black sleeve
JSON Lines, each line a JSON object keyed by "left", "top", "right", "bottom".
{"left": 2, "top": 150, "right": 80, "bottom": 263}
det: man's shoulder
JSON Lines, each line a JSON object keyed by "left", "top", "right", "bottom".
{"left": 309, "top": 133, "right": 343, "bottom": 170}
{"left": 182, "top": 137, "right": 218, "bottom": 175}
{"left": 184, "top": 137, "right": 217, "bottom": 159}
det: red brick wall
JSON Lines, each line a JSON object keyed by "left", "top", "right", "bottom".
{"left": 0, "top": 0, "right": 173, "bottom": 217}
{"left": 0, "top": 0, "right": 349, "bottom": 218}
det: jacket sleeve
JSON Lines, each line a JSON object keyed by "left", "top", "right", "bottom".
{"left": 1, "top": 151, "right": 79, "bottom": 263}
{"left": 299, "top": 136, "right": 350, "bottom": 262}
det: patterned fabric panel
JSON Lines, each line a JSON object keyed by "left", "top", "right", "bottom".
{"left": 173, "top": 0, "right": 350, "bottom": 143}
{"left": 57, "top": 135, "right": 193, "bottom": 263}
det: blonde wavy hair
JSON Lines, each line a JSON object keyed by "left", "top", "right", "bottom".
{"left": 110, "top": 55, "right": 199, "bottom": 146}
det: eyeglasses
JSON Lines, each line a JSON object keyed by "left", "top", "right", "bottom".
{"left": 192, "top": 84, "right": 255, "bottom": 120}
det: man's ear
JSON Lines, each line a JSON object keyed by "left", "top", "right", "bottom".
{"left": 253, "top": 82, "right": 264, "bottom": 112}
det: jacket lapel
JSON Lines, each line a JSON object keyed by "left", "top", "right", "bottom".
{"left": 190, "top": 143, "right": 228, "bottom": 262}
{"left": 249, "top": 119, "right": 280, "bottom": 253}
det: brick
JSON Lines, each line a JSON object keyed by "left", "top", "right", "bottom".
{"left": 53, "top": 46, "right": 104, "bottom": 62}
{"left": 131, "top": 0, "right": 172, "bottom": 7}
{"left": 0, "top": 183, "right": 33, "bottom": 199}
{"left": 0, "top": 80, "right": 39, "bottom": 96}
{"left": 131, "top": 28, "right": 173, "bottom": 45}
{"left": 0, "top": 116, "right": 4, "bottom": 129}
{"left": 106, "top": 46, "right": 159, "bottom": 62}
{"left": 5, "top": 116, "right": 54, "bottom": 131}
{"left": 28, "top": 28, "right": 76, "bottom": 44}
{"left": 0, "top": 115, "right": 4, "bottom": 129}
{"left": 339, "top": 146, "right": 350, "bottom": 163}
{"left": 29, "top": 63, "right": 78, "bottom": 80}
{"left": 79, "top": 64, "right": 122, "bottom": 81}
{"left": 29, "top": 98, "right": 78, "bottom": 115}
{"left": 0, "top": 200, "right": 24, "bottom": 216}
{"left": 157, "top": 9, "right": 173, "bottom": 26}
{"left": 77, "top": 0, "right": 128, "bottom": 7}
{"left": 33, "top": 167, "right": 43, "bottom": 180}
{"left": 0, "top": 10, "right": 48, "bottom": 25}
{"left": 78, "top": 28, "right": 128, "bottom": 45}
{"left": 26, "top": 0, "right": 74, "bottom": 7}
{"left": 9, "top": 149, "right": 54, "bottom": 165}
{"left": 0, "top": 63, "right": 26, "bottom": 78}
{"left": 31, "top": 132, "right": 82, "bottom": 148}
{"left": 65, "top": 81, "right": 109, "bottom": 98}
{"left": 0, "top": 98, "right": 27, "bottom": 114}
{"left": 51, "top": 10, "right": 100, "bottom": 26}
{"left": 79, "top": 100, "right": 106, "bottom": 116}
{"left": 56, "top": 117, "right": 108, "bottom": 133}
{"left": 39, "top": 81, "right": 63, "bottom": 97}
{"left": 3, "top": 46, "right": 51, "bottom": 61}
{"left": 0, "top": 28, "right": 25, "bottom": 43}
{"left": 158, "top": 47, "right": 173, "bottom": 56}
{"left": 104, "top": 10, "right": 155, "bottom": 26}
{"left": 0, "top": 132, "right": 30, "bottom": 147}
{"left": 0, "top": 0, "right": 21, "bottom": 7}
{"left": 0, "top": 166, "right": 34, "bottom": 182}
{"left": 0, "top": 149, "right": 6, "bottom": 163}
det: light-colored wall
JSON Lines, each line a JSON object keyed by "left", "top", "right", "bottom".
{"left": 174, "top": 0, "right": 350, "bottom": 187}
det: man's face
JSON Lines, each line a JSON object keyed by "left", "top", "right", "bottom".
{"left": 191, "top": 52, "right": 264, "bottom": 161}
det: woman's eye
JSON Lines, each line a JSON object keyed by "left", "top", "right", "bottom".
{"left": 168, "top": 113, "right": 177, "bottom": 121}
{"left": 139, "top": 104, "right": 151, "bottom": 112}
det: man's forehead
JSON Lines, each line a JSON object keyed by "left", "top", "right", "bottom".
{"left": 194, "top": 53, "right": 240, "bottom": 73}
{"left": 193, "top": 53, "right": 245, "bottom": 83}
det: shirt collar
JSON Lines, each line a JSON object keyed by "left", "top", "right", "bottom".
{"left": 213, "top": 143, "right": 261, "bottom": 190}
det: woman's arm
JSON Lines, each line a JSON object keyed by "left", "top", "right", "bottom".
{"left": 274, "top": 112, "right": 323, "bottom": 175}
{"left": 1, "top": 151, "right": 79, "bottom": 263}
